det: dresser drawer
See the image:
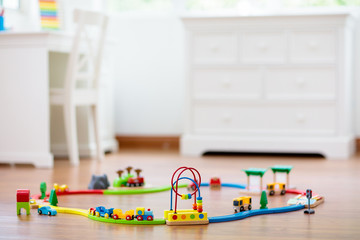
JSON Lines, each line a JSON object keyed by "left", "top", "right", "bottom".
{"left": 193, "top": 103, "right": 336, "bottom": 136}
{"left": 241, "top": 32, "right": 286, "bottom": 63}
{"left": 191, "top": 32, "right": 238, "bottom": 64}
{"left": 264, "top": 68, "right": 336, "bottom": 100}
{"left": 192, "top": 69, "right": 262, "bottom": 99}
{"left": 289, "top": 30, "right": 336, "bottom": 63}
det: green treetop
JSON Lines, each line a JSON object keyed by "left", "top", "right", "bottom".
{"left": 40, "top": 182, "right": 47, "bottom": 199}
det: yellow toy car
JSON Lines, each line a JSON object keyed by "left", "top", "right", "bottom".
{"left": 53, "top": 183, "right": 69, "bottom": 193}
{"left": 112, "top": 209, "right": 135, "bottom": 220}
{"left": 233, "top": 196, "right": 252, "bottom": 213}
{"left": 267, "top": 182, "right": 286, "bottom": 196}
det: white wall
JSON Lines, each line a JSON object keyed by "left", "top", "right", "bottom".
{"left": 354, "top": 18, "right": 360, "bottom": 137}
{"left": 110, "top": 14, "right": 184, "bottom": 136}
{"left": 3, "top": 1, "right": 360, "bottom": 137}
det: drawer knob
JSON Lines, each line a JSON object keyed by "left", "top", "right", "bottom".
{"left": 296, "top": 113, "right": 306, "bottom": 123}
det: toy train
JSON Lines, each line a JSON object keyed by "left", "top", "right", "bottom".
{"left": 89, "top": 206, "right": 154, "bottom": 221}
{"left": 113, "top": 167, "right": 145, "bottom": 188}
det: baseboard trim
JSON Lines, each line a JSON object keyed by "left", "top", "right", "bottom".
{"left": 115, "top": 135, "right": 179, "bottom": 150}
{"left": 115, "top": 136, "right": 359, "bottom": 152}
{"left": 51, "top": 139, "right": 118, "bottom": 158}
{"left": 0, "top": 152, "right": 54, "bottom": 168}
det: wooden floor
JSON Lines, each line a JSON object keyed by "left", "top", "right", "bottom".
{"left": 1, "top": 149, "right": 360, "bottom": 240}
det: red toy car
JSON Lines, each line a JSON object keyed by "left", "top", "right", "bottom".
{"left": 127, "top": 177, "right": 144, "bottom": 187}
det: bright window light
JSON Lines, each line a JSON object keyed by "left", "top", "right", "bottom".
{"left": 106, "top": 0, "right": 360, "bottom": 13}
{"left": 1, "top": 0, "right": 20, "bottom": 10}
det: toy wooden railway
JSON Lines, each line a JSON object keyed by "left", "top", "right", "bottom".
{"left": 25, "top": 165, "right": 324, "bottom": 227}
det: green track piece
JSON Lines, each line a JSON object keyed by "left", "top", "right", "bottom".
{"left": 103, "top": 183, "right": 188, "bottom": 195}
{"left": 88, "top": 215, "right": 166, "bottom": 225}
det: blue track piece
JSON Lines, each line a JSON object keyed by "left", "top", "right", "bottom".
{"left": 221, "top": 183, "right": 246, "bottom": 189}
{"left": 208, "top": 204, "right": 305, "bottom": 223}
{"left": 200, "top": 182, "right": 246, "bottom": 189}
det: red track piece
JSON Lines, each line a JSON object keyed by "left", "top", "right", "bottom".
{"left": 286, "top": 189, "right": 318, "bottom": 196}
{"left": 286, "top": 189, "right": 306, "bottom": 195}
{"left": 56, "top": 190, "right": 104, "bottom": 196}
{"left": 31, "top": 190, "right": 104, "bottom": 199}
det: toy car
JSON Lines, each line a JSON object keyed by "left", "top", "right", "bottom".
{"left": 53, "top": 183, "right": 69, "bottom": 193}
{"left": 267, "top": 182, "right": 286, "bottom": 196}
{"left": 38, "top": 206, "right": 57, "bottom": 216}
{"left": 127, "top": 177, "right": 144, "bottom": 187}
{"left": 94, "top": 206, "right": 114, "bottom": 218}
{"left": 187, "top": 183, "right": 196, "bottom": 191}
{"left": 112, "top": 209, "right": 135, "bottom": 220}
{"left": 210, "top": 177, "right": 221, "bottom": 190}
{"left": 233, "top": 196, "right": 252, "bottom": 213}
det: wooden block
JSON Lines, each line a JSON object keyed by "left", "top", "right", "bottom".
{"left": 166, "top": 219, "right": 209, "bottom": 226}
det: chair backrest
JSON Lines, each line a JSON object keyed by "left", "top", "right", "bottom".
{"left": 64, "top": 9, "right": 108, "bottom": 95}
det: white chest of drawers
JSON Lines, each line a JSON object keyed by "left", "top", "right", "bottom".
{"left": 180, "top": 12, "right": 356, "bottom": 159}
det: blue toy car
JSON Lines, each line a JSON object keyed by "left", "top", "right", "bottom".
{"left": 38, "top": 206, "right": 57, "bottom": 216}
{"left": 94, "top": 206, "right": 114, "bottom": 218}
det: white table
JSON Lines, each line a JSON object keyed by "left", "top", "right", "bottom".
{"left": 0, "top": 31, "right": 117, "bottom": 168}
{"left": 0, "top": 32, "right": 74, "bottom": 167}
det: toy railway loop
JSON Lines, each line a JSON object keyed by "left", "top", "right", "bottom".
{"left": 25, "top": 165, "right": 324, "bottom": 226}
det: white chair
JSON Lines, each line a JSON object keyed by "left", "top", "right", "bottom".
{"left": 50, "top": 9, "right": 108, "bottom": 165}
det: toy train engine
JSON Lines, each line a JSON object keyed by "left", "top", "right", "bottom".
{"left": 135, "top": 207, "right": 154, "bottom": 221}
{"left": 233, "top": 196, "right": 252, "bottom": 213}
{"left": 127, "top": 176, "right": 144, "bottom": 187}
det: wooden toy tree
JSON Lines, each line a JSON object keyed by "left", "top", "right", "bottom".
{"left": 126, "top": 166, "right": 133, "bottom": 175}
{"left": 40, "top": 182, "right": 47, "bottom": 199}
{"left": 134, "top": 169, "right": 142, "bottom": 177}
{"left": 49, "top": 189, "right": 58, "bottom": 206}
{"left": 260, "top": 190, "right": 268, "bottom": 209}
{"left": 117, "top": 170, "right": 124, "bottom": 178}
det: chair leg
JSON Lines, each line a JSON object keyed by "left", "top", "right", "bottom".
{"left": 91, "top": 104, "right": 104, "bottom": 161}
{"left": 64, "top": 104, "right": 80, "bottom": 166}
